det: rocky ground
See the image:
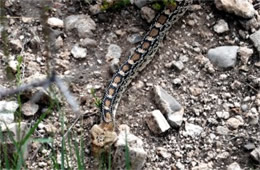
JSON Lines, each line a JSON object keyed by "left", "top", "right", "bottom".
{"left": 0, "top": 0, "right": 260, "bottom": 169}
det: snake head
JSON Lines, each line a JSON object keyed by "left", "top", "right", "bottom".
{"left": 90, "top": 123, "right": 117, "bottom": 157}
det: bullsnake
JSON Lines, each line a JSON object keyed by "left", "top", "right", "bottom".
{"left": 91, "top": 0, "right": 193, "bottom": 156}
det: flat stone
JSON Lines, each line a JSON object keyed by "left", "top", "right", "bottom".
{"left": 145, "top": 110, "right": 170, "bottom": 134}
{"left": 207, "top": 46, "right": 239, "bottom": 68}
{"left": 47, "top": 17, "right": 64, "bottom": 28}
{"left": 153, "top": 85, "right": 184, "bottom": 128}
{"left": 21, "top": 101, "right": 39, "bottom": 116}
{"left": 244, "top": 143, "right": 255, "bottom": 151}
{"left": 113, "top": 124, "right": 147, "bottom": 170}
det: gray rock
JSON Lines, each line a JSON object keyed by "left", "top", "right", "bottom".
{"left": 184, "top": 123, "right": 203, "bottom": 138}
{"left": 8, "top": 58, "right": 19, "bottom": 72}
{"left": 47, "top": 17, "right": 64, "bottom": 28}
{"left": 215, "top": 0, "right": 255, "bottom": 18}
{"left": 216, "top": 126, "right": 230, "bottom": 135}
{"left": 113, "top": 124, "right": 147, "bottom": 170}
{"left": 167, "top": 108, "right": 184, "bottom": 128}
{"left": 226, "top": 116, "right": 244, "bottom": 130}
{"left": 0, "top": 101, "right": 19, "bottom": 125}
{"left": 141, "top": 6, "right": 155, "bottom": 23}
{"left": 244, "top": 143, "right": 255, "bottom": 151}
{"left": 131, "top": 0, "right": 150, "bottom": 8}
{"left": 145, "top": 110, "right": 170, "bottom": 134}
{"left": 240, "top": 17, "right": 260, "bottom": 31}
{"left": 80, "top": 38, "right": 97, "bottom": 48}
{"left": 192, "top": 163, "right": 213, "bottom": 170}
{"left": 227, "top": 162, "right": 241, "bottom": 170}
{"left": 0, "top": 122, "right": 30, "bottom": 160}
{"left": 106, "top": 44, "right": 122, "bottom": 73}
{"left": 21, "top": 101, "right": 39, "bottom": 116}
{"left": 250, "top": 30, "right": 260, "bottom": 57}
{"left": 241, "top": 104, "right": 248, "bottom": 112}
{"left": 127, "top": 33, "right": 143, "bottom": 44}
{"left": 216, "top": 111, "right": 230, "bottom": 119}
{"left": 65, "top": 15, "right": 96, "bottom": 38}
{"left": 176, "top": 162, "right": 185, "bottom": 170}
{"left": 172, "top": 61, "right": 184, "bottom": 71}
{"left": 250, "top": 146, "right": 260, "bottom": 163}
{"left": 207, "top": 46, "right": 239, "bottom": 68}
{"left": 105, "top": 44, "right": 122, "bottom": 61}
{"left": 10, "top": 39, "right": 22, "bottom": 52}
{"left": 89, "top": 4, "right": 101, "bottom": 15}
{"left": 153, "top": 85, "right": 184, "bottom": 128}
{"left": 248, "top": 111, "right": 259, "bottom": 125}
{"left": 71, "top": 44, "right": 87, "bottom": 59}
{"left": 213, "top": 19, "right": 229, "bottom": 33}
{"left": 156, "top": 147, "right": 171, "bottom": 159}
{"left": 55, "top": 36, "right": 64, "bottom": 49}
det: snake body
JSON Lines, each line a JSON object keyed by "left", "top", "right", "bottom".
{"left": 101, "top": 0, "right": 193, "bottom": 124}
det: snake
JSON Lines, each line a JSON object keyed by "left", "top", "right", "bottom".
{"left": 91, "top": 0, "right": 193, "bottom": 156}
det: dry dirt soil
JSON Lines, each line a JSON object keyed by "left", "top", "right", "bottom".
{"left": 1, "top": 0, "right": 260, "bottom": 169}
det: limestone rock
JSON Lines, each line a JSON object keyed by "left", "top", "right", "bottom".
{"left": 145, "top": 110, "right": 170, "bottom": 134}
{"left": 113, "top": 125, "right": 147, "bottom": 170}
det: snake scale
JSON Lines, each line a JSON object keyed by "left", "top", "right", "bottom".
{"left": 91, "top": 0, "right": 193, "bottom": 155}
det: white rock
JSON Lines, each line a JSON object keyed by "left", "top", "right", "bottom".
{"left": 250, "top": 146, "right": 260, "bottom": 163}
{"left": 216, "top": 126, "right": 229, "bottom": 135}
{"left": 207, "top": 46, "right": 239, "bottom": 68}
{"left": 250, "top": 30, "right": 260, "bottom": 57}
{"left": 0, "top": 101, "right": 19, "bottom": 125}
{"left": 238, "top": 46, "right": 253, "bottom": 65}
{"left": 156, "top": 147, "right": 171, "bottom": 159}
{"left": 226, "top": 116, "right": 244, "bottom": 129}
{"left": 0, "top": 122, "right": 30, "bottom": 159}
{"left": 71, "top": 44, "right": 87, "bottom": 59}
{"left": 227, "top": 162, "right": 242, "bottom": 170}
{"left": 105, "top": 44, "right": 122, "bottom": 61}
{"left": 145, "top": 110, "right": 170, "bottom": 134}
{"left": 184, "top": 123, "right": 203, "bottom": 138}
{"left": 215, "top": 0, "right": 255, "bottom": 18}
{"left": 141, "top": 6, "right": 155, "bottom": 23}
{"left": 216, "top": 111, "right": 230, "bottom": 119}
{"left": 153, "top": 85, "right": 184, "bottom": 128}
{"left": 47, "top": 17, "right": 64, "bottom": 28}
{"left": 21, "top": 101, "right": 39, "bottom": 116}
{"left": 65, "top": 15, "right": 96, "bottom": 38}
{"left": 8, "top": 60, "right": 19, "bottom": 72}
{"left": 213, "top": 19, "right": 229, "bottom": 33}
{"left": 113, "top": 124, "right": 147, "bottom": 170}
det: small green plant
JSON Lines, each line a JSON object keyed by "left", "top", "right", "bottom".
{"left": 101, "top": 0, "right": 131, "bottom": 11}
{"left": 125, "top": 132, "right": 130, "bottom": 170}
{"left": 91, "top": 88, "right": 102, "bottom": 108}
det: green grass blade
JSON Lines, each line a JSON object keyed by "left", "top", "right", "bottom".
{"left": 74, "top": 140, "right": 83, "bottom": 170}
